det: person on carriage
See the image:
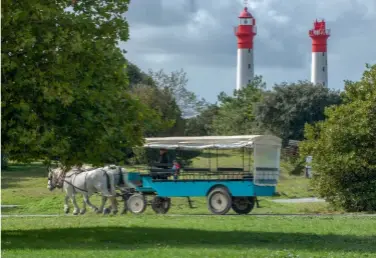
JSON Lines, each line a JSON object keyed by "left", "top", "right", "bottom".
{"left": 157, "top": 148, "right": 170, "bottom": 169}
{"left": 172, "top": 160, "right": 181, "bottom": 180}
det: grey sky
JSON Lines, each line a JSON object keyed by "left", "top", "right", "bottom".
{"left": 121, "top": 0, "right": 376, "bottom": 103}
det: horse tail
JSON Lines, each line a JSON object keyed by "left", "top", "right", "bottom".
{"left": 102, "top": 170, "right": 115, "bottom": 197}
{"left": 118, "top": 167, "right": 125, "bottom": 186}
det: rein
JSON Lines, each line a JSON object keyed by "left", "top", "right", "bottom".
{"left": 50, "top": 167, "right": 90, "bottom": 193}
{"left": 64, "top": 172, "right": 89, "bottom": 193}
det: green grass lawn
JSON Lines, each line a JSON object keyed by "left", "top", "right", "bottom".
{"left": 2, "top": 162, "right": 376, "bottom": 257}
{"left": 1, "top": 162, "right": 331, "bottom": 215}
{"left": 2, "top": 215, "right": 376, "bottom": 258}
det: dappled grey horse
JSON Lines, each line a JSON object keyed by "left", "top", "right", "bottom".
{"left": 47, "top": 166, "right": 118, "bottom": 215}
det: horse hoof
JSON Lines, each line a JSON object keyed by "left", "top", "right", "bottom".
{"left": 80, "top": 209, "right": 86, "bottom": 215}
{"left": 103, "top": 208, "right": 111, "bottom": 215}
{"left": 73, "top": 212, "right": 79, "bottom": 215}
{"left": 64, "top": 209, "right": 70, "bottom": 214}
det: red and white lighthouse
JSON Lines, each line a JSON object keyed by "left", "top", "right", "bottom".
{"left": 234, "top": 7, "right": 257, "bottom": 90}
{"left": 309, "top": 19, "right": 330, "bottom": 87}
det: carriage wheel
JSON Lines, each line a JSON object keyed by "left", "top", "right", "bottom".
{"left": 207, "top": 187, "right": 232, "bottom": 215}
{"left": 151, "top": 196, "right": 171, "bottom": 214}
{"left": 126, "top": 194, "right": 147, "bottom": 214}
{"left": 232, "top": 197, "right": 255, "bottom": 215}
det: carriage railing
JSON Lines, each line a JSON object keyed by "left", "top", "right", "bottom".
{"left": 253, "top": 167, "right": 279, "bottom": 186}
{"left": 147, "top": 167, "right": 254, "bottom": 181}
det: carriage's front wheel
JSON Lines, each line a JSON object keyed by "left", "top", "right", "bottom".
{"left": 207, "top": 187, "right": 232, "bottom": 215}
{"left": 151, "top": 196, "right": 171, "bottom": 214}
{"left": 127, "top": 194, "right": 147, "bottom": 214}
{"left": 232, "top": 197, "right": 255, "bottom": 214}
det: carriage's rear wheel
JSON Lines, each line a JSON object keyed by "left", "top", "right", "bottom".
{"left": 151, "top": 196, "right": 171, "bottom": 214}
{"left": 127, "top": 193, "right": 147, "bottom": 214}
{"left": 232, "top": 197, "right": 255, "bottom": 214}
{"left": 207, "top": 187, "right": 232, "bottom": 215}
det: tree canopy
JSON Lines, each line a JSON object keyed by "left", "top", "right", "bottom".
{"left": 211, "top": 76, "right": 266, "bottom": 135}
{"left": 147, "top": 69, "right": 208, "bottom": 118}
{"left": 256, "top": 81, "right": 342, "bottom": 144}
{"left": 1, "top": 0, "right": 159, "bottom": 168}
{"left": 300, "top": 64, "right": 376, "bottom": 212}
{"left": 184, "top": 104, "right": 219, "bottom": 136}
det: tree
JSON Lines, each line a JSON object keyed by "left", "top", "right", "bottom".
{"left": 184, "top": 104, "right": 219, "bottom": 136}
{"left": 212, "top": 76, "right": 265, "bottom": 135}
{"left": 130, "top": 83, "right": 184, "bottom": 137}
{"left": 300, "top": 64, "right": 376, "bottom": 212}
{"left": 147, "top": 69, "right": 208, "bottom": 118}
{"left": 126, "top": 61, "right": 155, "bottom": 87}
{"left": 255, "top": 81, "right": 342, "bottom": 145}
{"left": 1, "top": 0, "right": 158, "bottom": 168}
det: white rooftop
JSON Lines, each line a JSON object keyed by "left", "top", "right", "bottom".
{"left": 144, "top": 135, "right": 282, "bottom": 149}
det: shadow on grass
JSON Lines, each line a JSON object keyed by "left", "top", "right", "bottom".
{"left": 2, "top": 226, "right": 375, "bottom": 252}
{"left": 1, "top": 163, "right": 47, "bottom": 189}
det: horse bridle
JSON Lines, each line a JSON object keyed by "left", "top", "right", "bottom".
{"left": 48, "top": 166, "right": 80, "bottom": 189}
{"left": 48, "top": 170, "right": 66, "bottom": 189}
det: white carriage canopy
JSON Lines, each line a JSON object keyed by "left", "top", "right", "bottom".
{"left": 144, "top": 135, "right": 282, "bottom": 186}
{"left": 143, "top": 135, "right": 282, "bottom": 150}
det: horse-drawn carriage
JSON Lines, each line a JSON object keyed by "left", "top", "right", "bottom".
{"left": 124, "top": 135, "right": 282, "bottom": 215}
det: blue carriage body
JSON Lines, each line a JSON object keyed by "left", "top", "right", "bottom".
{"left": 124, "top": 135, "right": 282, "bottom": 215}
{"left": 127, "top": 172, "right": 276, "bottom": 197}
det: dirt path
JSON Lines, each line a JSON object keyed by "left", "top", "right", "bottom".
{"left": 272, "top": 197, "right": 326, "bottom": 203}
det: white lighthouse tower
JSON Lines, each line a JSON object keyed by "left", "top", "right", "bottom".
{"left": 309, "top": 19, "right": 330, "bottom": 87}
{"left": 234, "top": 6, "right": 257, "bottom": 90}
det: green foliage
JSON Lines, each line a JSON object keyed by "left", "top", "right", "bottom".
{"left": 300, "top": 64, "right": 376, "bottom": 212}
{"left": 148, "top": 69, "right": 208, "bottom": 118}
{"left": 184, "top": 104, "right": 219, "bottom": 136}
{"left": 130, "top": 84, "right": 182, "bottom": 137}
{"left": 256, "top": 81, "right": 342, "bottom": 144}
{"left": 212, "top": 76, "right": 265, "bottom": 135}
{"left": 126, "top": 61, "right": 155, "bottom": 87}
{"left": 1, "top": 0, "right": 156, "bottom": 167}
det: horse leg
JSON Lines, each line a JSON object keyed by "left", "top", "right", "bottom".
{"left": 80, "top": 194, "right": 87, "bottom": 215}
{"left": 71, "top": 194, "right": 80, "bottom": 215}
{"left": 109, "top": 196, "right": 118, "bottom": 215}
{"left": 82, "top": 193, "right": 98, "bottom": 213}
{"left": 97, "top": 195, "right": 108, "bottom": 214}
{"left": 108, "top": 172, "right": 118, "bottom": 215}
{"left": 121, "top": 194, "right": 128, "bottom": 214}
{"left": 64, "top": 195, "right": 70, "bottom": 214}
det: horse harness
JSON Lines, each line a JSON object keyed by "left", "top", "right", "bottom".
{"left": 58, "top": 168, "right": 112, "bottom": 194}
{"left": 63, "top": 171, "right": 89, "bottom": 194}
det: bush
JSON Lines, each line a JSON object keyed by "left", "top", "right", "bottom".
{"left": 300, "top": 64, "right": 376, "bottom": 212}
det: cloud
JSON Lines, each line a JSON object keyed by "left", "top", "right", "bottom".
{"left": 122, "top": 0, "right": 376, "bottom": 102}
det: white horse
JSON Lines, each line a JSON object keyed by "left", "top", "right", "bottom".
{"left": 99, "top": 165, "right": 140, "bottom": 214}
{"left": 47, "top": 165, "right": 118, "bottom": 215}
